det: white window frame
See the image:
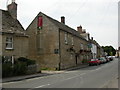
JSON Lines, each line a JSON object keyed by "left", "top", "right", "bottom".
{"left": 65, "top": 32, "right": 68, "bottom": 44}
{"left": 6, "top": 37, "right": 13, "bottom": 49}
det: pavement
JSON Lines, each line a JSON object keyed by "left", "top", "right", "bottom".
{"left": 2, "top": 64, "right": 88, "bottom": 83}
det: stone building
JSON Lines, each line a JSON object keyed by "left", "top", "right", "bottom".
{"left": 26, "top": 12, "right": 91, "bottom": 70}
{"left": 0, "top": 1, "right": 28, "bottom": 63}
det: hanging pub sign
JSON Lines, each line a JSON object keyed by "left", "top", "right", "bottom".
{"left": 37, "top": 16, "right": 43, "bottom": 30}
{"left": 88, "top": 43, "right": 92, "bottom": 48}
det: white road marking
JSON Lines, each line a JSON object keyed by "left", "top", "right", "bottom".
{"left": 90, "top": 68, "right": 101, "bottom": 72}
{"left": 65, "top": 76, "right": 77, "bottom": 80}
{"left": 95, "top": 68, "right": 101, "bottom": 71}
{"left": 80, "top": 73, "right": 86, "bottom": 76}
{"left": 35, "top": 84, "right": 50, "bottom": 88}
{"left": 3, "top": 81, "right": 23, "bottom": 85}
{"left": 64, "top": 73, "right": 86, "bottom": 81}
{"left": 64, "top": 72, "right": 70, "bottom": 73}
{"left": 28, "top": 84, "right": 50, "bottom": 90}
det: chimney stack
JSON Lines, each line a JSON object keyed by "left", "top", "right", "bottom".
{"left": 91, "top": 37, "right": 93, "bottom": 40}
{"left": 77, "top": 25, "right": 82, "bottom": 33}
{"left": 7, "top": 0, "right": 17, "bottom": 19}
{"left": 61, "top": 16, "right": 65, "bottom": 24}
{"left": 88, "top": 33, "right": 90, "bottom": 40}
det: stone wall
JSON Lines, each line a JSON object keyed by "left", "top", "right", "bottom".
{"left": 0, "top": 10, "right": 2, "bottom": 56}
{"left": 2, "top": 34, "right": 28, "bottom": 59}
{"left": 0, "top": 10, "right": 2, "bottom": 31}
{"left": 26, "top": 12, "right": 92, "bottom": 70}
{"left": 26, "top": 13, "right": 60, "bottom": 70}
{"left": 59, "top": 30, "right": 91, "bottom": 69}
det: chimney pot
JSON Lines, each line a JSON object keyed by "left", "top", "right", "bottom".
{"left": 12, "top": 0, "right": 15, "bottom": 2}
{"left": 91, "top": 37, "right": 93, "bottom": 40}
{"left": 61, "top": 16, "right": 65, "bottom": 24}
{"left": 77, "top": 25, "right": 82, "bottom": 33}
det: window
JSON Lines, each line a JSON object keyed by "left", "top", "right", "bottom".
{"left": 3, "top": 56, "right": 12, "bottom": 63}
{"left": 80, "top": 43, "right": 84, "bottom": 50}
{"left": 71, "top": 36, "right": 74, "bottom": 45}
{"left": 70, "top": 54, "right": 73, "bottom": 60}
{"left": 65, "top": 32, "right": 68, "bottom": 44}
{"left": 6, "top": 37, "right": 13, "bottom": 49}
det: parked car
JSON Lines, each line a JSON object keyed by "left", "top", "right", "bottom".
{"left": 105, "top": 56, "right": 110, "bottom": 62}
{"left": 108, "top": 56, "right": 113, "bottom": 61}
{"left": 98, "top": 57, "right": 107, "bottom": 64}
{"left": 88, "top": 59, "right": 101, "bottom": 66}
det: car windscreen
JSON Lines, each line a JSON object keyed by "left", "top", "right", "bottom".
{"left": 91, "top": 59, "right": 96, "bottom": 61}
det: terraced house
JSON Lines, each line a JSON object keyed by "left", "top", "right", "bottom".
{"left": 0, "top": 1, "right": 28, "bottom": 63}
{"left": 26, "top": 12, "right": 92, "bottom": 70}
{"left": 0, "top": 1, "right": 103, "bottom": 71}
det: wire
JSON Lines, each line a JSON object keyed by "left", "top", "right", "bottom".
{"left": 67, "top": 0, "right": 89, "bottom": 21}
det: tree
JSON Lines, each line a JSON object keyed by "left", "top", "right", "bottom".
{"left": 102, "top": 46, "right": 116, "bottom": 56}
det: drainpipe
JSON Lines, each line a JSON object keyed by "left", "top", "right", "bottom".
{"left": 58, "top": 29, "right": 61, "bottom": 70}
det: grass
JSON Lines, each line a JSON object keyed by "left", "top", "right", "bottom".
{"left": 41, "top": 67, "right": 57, "bottom": 71}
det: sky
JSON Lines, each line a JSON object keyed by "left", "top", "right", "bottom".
{"left": 0, "top": 0, "right": 119, "bottom": 49}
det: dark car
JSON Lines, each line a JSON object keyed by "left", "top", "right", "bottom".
{"left": 88, "top": 59, "right": 101, "bottom": 66}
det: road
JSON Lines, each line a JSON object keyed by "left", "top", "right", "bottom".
{"left": 2, "top": 58, "right": 118, "bottom": 88}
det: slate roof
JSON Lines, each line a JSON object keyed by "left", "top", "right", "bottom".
{"left": 40, "top": 12, "right": 87, "bottom": 41}
{"left": 0, "top": 9, "right": 28, "bottom": 37}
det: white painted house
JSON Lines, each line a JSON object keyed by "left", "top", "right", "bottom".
{"left": 90, "top": 37, "right": 97, "bottom": 59}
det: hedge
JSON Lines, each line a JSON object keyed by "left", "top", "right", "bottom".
{"left": 2, "top": 57, "right": 36, "bottom": 78}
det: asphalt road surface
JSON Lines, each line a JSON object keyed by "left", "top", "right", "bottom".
{"left": 2, "top": 58, "right": 118, "bottom": 88}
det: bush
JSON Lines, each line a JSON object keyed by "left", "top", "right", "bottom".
{"left": 18, "top": 57, "right": 28, "bottom": 62}
{"left": 2, "top": 62, "right": 27, "bottom": 77}
{"left": 2, "top": 63, "right": 13, "bottom": 77}
{"left": 18, "top": 57, "right": 36, "bottom": 66}
{"left": 13, "top": 62, "right": 27, "bottom": 76}
{"left": 2, "top": 57, "right": 36, "bottom": 77}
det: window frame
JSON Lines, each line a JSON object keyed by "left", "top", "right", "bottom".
{"left": 80, "top": 43, "right": 84, "bottom": 50}
{"left": 64, "top": 32, "right": 68, "bottom": 45}
{"left": 6, "top": 36, "right": 13, "bottom": 50}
